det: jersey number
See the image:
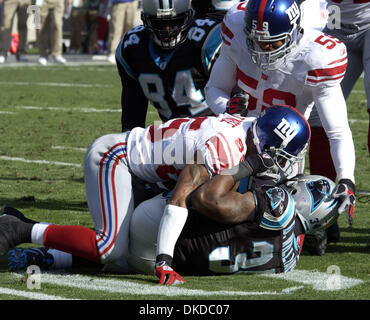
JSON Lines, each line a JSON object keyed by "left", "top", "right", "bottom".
{"left": 208, "top": 241, "right": 274, "bottom": 273}
{"left": 237, "top": 70, "right": 296, "bottom": 112}
{"left": 314, "top": 34, "right": 342, "bottom": 50}
{"left": 138, "top": 71, "right": 207, "bottom": 119}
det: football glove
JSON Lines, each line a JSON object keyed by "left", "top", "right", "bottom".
{"left": 332, "top": 179, "right": 355, "bottom": 226}
{"left": 155, "top": 261, "right": 185, "bottom": 286}
{"left": 230, "top": 152, "right": 280, "bottom": 182}
{"left": 225, "top": 93, "right": 249, "bottom": 116}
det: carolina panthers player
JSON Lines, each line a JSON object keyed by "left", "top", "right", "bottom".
{"left": 116, "top": 0, "right": 223, "bottom": 132}
{"left": 0, "top": 106, "right": 297, "bottom": 273}
{"left": 204, "top": 1, "right": 356, "bottom": 243}
{"left": 1, "top": 105, "right": 310, "bottom": 283}
{"left": 153, "top": 105, "right": 311, "bottom": 283}
{"left": 5, "top": 174, "right": 340, "bottom": 284}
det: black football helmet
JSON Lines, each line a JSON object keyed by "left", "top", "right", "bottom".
{"left": 141, "top": 0, "right": 194, "bottom": 49}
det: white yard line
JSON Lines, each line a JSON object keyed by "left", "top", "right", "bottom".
{"left": 15, "top": 105, "right": 121, "bottom": 113}
{"left": 52, "top": 146, "right": 87, "bottom": 152}
{"left": 0, "top": 156, "right": 81, "bottom": 167}
{"left": 15, "top": 273, "right": 304, "bottom": 297}
{"left": 0, "top": 286, "right": 77, "bottom": 300}
{"left": 0, "top": 81, "right": 112, "bottom": 88}
{"left": 263, "top": 269, "right": 363, "bottom": 291}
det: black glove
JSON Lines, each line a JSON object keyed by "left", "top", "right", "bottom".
{"left": 230, "top": 152, "right": 279, "bottom": 182}
{"left": 226, "top": 93, "right": 249, "bottom": 116}
{"left": 332, "top": 179, "right": 355, "bottom": 226}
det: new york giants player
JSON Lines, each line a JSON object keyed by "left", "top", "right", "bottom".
{"left": 204, "top": 0, "right": 356, "bottom": 234}
{"left": 0, "top": 111, "right": 278, "bottom": 274}
{"left": 153, "top": 105, "right": 311, "bottom": 284}
{"left": 7, "top": 174, "right": 340, "bottom": 282}
{"left": 116, "top": 0, "right": 223, "bottom": 132}
{"left": 5, "top": 106, "right": 313, "bottom": 285}
{"left": 307, "top": 0, "right": 369, "bottom": 245}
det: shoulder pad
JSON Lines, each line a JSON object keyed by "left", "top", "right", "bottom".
{"left": 303, "top": 30, "right": 348, "bottom": 87}
{"left": 116, "top": 26, "right": 146, "bottom": 79}
{"left": 259, "top": 187, "right": 295, "bottom": 231}
{"left": 220, "top": 2, "right": 247, "bottom": 46}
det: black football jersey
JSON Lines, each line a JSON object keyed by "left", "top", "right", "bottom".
{"left": 172, "top": 188, "right": 304, "bottom": 275}
{"left": 116, "top": 18, "right": 222, "bottom": 131}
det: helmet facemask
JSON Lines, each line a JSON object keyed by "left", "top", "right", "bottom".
{"left": 252, "top": 119, "right": 307, "bottom": 178}
{"left": 243, "top": 0, "right": 302, "bottom": 70}
{"left": 141, "top": 8, "right": 193, "bottom": 50}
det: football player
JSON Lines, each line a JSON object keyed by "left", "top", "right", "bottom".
{"left": 204, "top": 1, "right": 356, "bottom": 246}
{"left": 153, "top": 105, "right": 311, "bottom": 284}
{"left": 126, "top": 174, "right": 339, "bottom": 284}
{"left": 306, "top": 0, "right": 369, "bottom": 245}
{"left": 116, "top": 0, "right": 223, "bottom": 132}
{"left": 1, "top": 107, "right": 297, "bottom": 271}
{"left": 6, "top": 174, "right": 340, "bottom": 284}
{"left": 1, "top": 106, "right": 309, "bottom": 279}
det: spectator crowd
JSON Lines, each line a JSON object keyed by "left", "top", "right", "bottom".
{"left": 0, "top": 0, "right": 141, "bottom": 64}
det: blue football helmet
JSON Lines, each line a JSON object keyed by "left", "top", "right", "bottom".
{"left": 141, "top": 0, "right": 194, "bottom": 49}
{"left": 252, "top": 105, "right": 310, "bottom": 177}
{"left": 244, "top": 0, "right": 302, "bottom": 69}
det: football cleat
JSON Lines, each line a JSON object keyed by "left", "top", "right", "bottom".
{"left": 0, "top": 214, "right": 33, "bottom": 255}
{"left": 0, "top": 205, "right": 38, "bottom": 224}
{"left": 8, "top": 247, "right": 54, "bottom": 271}
{"left": 302, "top": 230, "right": 327, "bottom": 256}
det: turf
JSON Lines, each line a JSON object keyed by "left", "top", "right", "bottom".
{"left": 0, "top": 62, "right": 368, "bottom": 303}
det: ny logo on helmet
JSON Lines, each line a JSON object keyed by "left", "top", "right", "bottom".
{"left": 273, "top": 118, "right": 298, "bottom": 147}
{"left": 285, "top": 2, "right": 300, "bottom": 25}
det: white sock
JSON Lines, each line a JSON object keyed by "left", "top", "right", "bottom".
{"left": 47, "top": 249, "right": 73, "bottom": 269}
{"left": 31, "top": 223, "right": 50, "bottom": 245}
{"left": 156, "top": 204, "right": 188, "bottom": 258}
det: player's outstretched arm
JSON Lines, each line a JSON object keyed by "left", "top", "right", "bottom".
{"left": 154, "top": 164, "right": 210, "bottom": 285}
{"left": 189, "top": 174, "right": 256, "bottom": 224}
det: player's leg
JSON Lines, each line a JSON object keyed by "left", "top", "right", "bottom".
{"left": 1, "top": 133, "right": 134, "bottom": 270}
{"left": 363, "top": 28, "right": 370, "bottom": 154}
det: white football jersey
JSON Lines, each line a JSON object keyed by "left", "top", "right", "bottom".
{"left": 126, "top": 114, "right": 251, "bottom": 182}
{"left": 211, "top": 2, "right": 348, "bottom": 119}
{"left": 326, "top": 0, "right": 370, "bottom": 26}
{"left": 205, "top": 2, "right": 355, "bottom": 182}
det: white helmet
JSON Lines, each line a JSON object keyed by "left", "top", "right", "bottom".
{"left": 288, "top": 175, "right": 340, "bottom": 234}
{"left": 141, "top": 0, "right": 194, "bottom": 49}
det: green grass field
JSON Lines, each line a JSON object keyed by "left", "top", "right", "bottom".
{"left": 0, "top": 62, "right": 369, "bottom": 303}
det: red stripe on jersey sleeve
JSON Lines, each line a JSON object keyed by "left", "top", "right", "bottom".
{"left": 206, "top": 135, "right": 232, "bottom": 174}
{"left": 221, "top": 21, "right": 234, "bottom": 46}
{"left": 308, "top": 61, "right": 347, "bottom": 78}
{"left": 307, "top": 74, "right": 345, "bottom": 84}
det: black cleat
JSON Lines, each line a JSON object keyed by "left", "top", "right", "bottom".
{"left": 0, "top": 205, "right": 39, "bottom": 224}
{"left": 326, "top": 221, "right": 340, "bottom": 244}
{"left": 303, "top": 230, "right": 327, "bottom": 256}
{"left": 0, "top": 213, "right": 33, "bottom": 255}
